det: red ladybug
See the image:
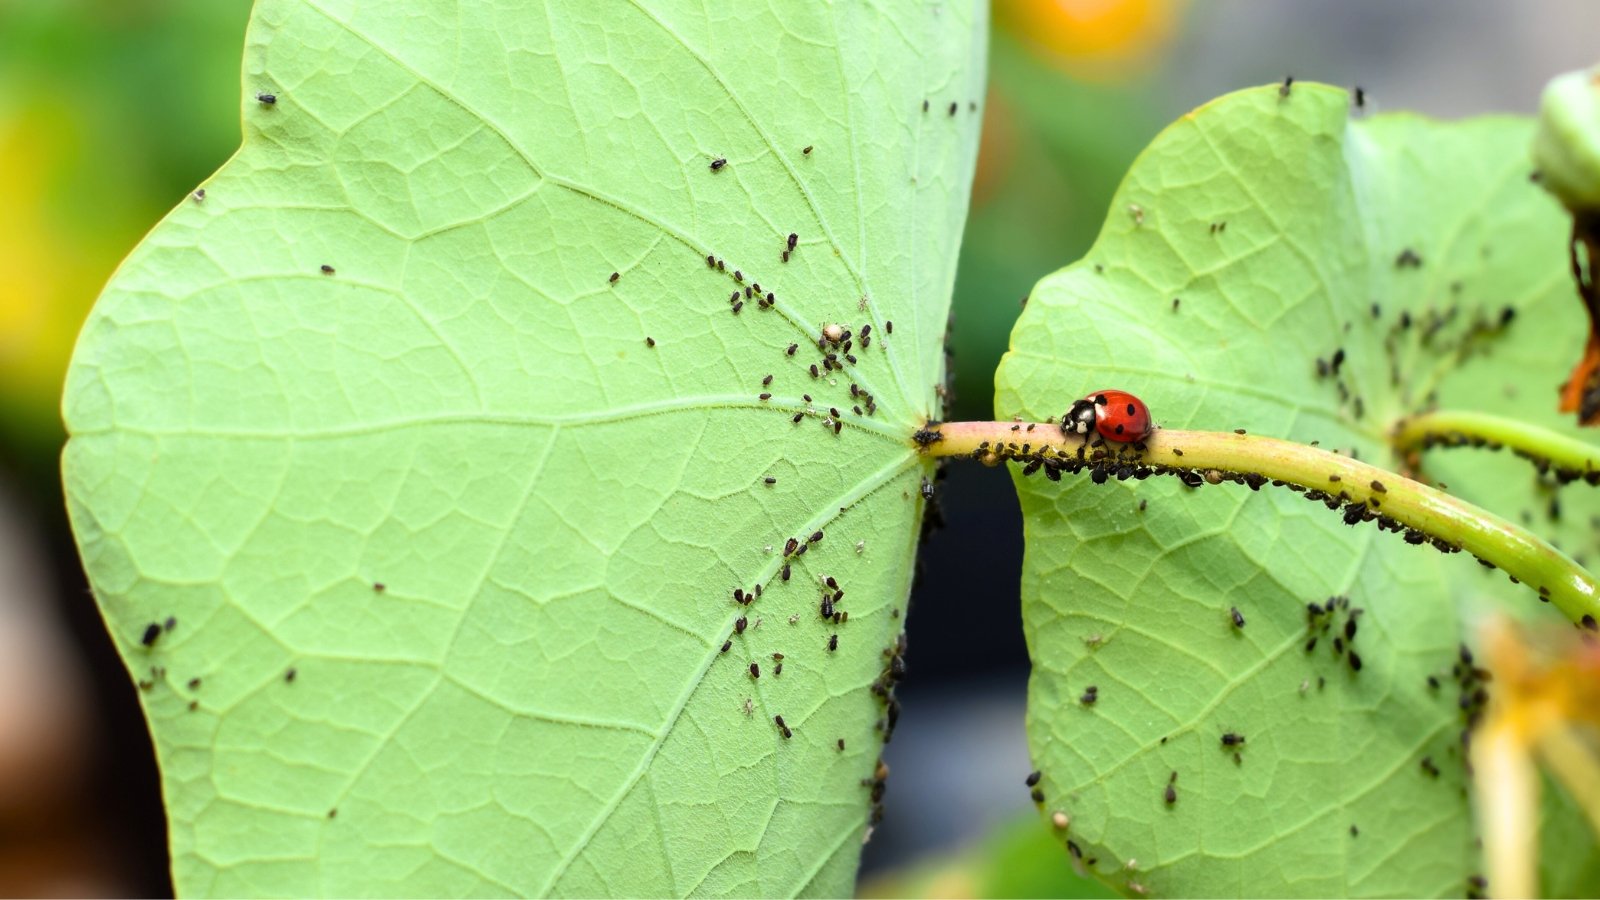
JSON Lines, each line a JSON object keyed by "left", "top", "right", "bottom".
{"left": 1061, "top": 390, "right": 1153, "bottom": 443}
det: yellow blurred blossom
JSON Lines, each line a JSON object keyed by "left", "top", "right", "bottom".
{"left": 995, "top": 0, "right": 1183, "bottom": 82}
{"left": 1472, "top": 617, "right": 1600, "bottom": 897}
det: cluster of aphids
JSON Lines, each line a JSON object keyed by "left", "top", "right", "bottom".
{"left": 725, "top": 532, "right": 843, "bottom": 744}
{"left": 944, "top": 385, "right": 1536, "bottom": 576}
{"left": 135, "top": 620, "right": 175, "bottom": 699}
{"left": 702, "top": 254, "right": 785, "bottom": 317}
{"left": 732, "top": 521, "right": 909, "bottom": 836}
{"left": 1304, "top": 596, "right": 1365, "bottom": 674}
{"left": 1429, "top": 642, "right": 1493, "bottom": 771}
{"left": 1312, "top": 259, "right": 1520, "bottom": 423}
{"left": 134, "top": 614, "right": 253, "bottom": 712}
{"left": 1410, "top": 428, "right": 1600, "bottom": 487}
{"left": 700, "top": 227, "right": 891, "bottom": 433}
{"left": 779, "top": 321, "right": 886, "bottom": 436}
{"left": 695, "top": 151, "right": 901, "bottom": 436}
{"left": 725, "top": 518, "right": 912, "bottom": 836}
{"left": 860, "top": 630, "right": 909, "bottom": 831}
{"left": 1023, "top": 771, "right": 1109, "bottom": 878}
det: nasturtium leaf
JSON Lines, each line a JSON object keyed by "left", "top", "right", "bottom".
{"left": 62, "top": 1, "right": 984, "bottom": 894}
{"left": 996, "top": 83, "right": 1600, "bottom": 897}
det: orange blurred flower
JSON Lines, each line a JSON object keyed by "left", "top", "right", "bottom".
{"left": 995, "top": 0, "right": 1183, "bottom": 82}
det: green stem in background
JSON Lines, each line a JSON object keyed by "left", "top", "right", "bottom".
{"left": 919, "top": 421, "right": 1600, "bottom": 627}
{"left": 1392, "top": 410, "right": 1600, "bottom": 484}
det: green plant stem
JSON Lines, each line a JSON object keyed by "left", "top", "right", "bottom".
{"left": 921, "top": 421, "right": 1600, "bottom": 626}
{"left": 1392, "top": 410, "right": 1600, "bottom": 484}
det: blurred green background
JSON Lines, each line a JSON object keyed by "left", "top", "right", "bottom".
{"left": 2, "top": 1, "right": 1596, "bottom": 895}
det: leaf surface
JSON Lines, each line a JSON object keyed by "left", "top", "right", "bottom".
{"left": 996, "top": 84, "right": 1600, "bottom": 897}
{"left": 62, "top": 1, "right": 984, "bottom": 894}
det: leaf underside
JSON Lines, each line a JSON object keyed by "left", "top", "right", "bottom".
{"left": 62, "top": 1, "right": 984, "bottom": 895}
{"left": 997, "top": 84, "right": 1600, "bottom": 898}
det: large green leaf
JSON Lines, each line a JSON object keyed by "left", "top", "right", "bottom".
{"left": 996, "top": 84, "right": 1600, "bottom": 897}
{"left": 62, "top": 1, "right": 984, "bottom": 894}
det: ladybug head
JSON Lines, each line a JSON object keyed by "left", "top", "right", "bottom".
{"left": 1061, "top": 398, "right": 1097, "bottom": 436}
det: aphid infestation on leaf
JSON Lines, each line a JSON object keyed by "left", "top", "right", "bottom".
{"left": 912, "top": 68, "right": 1600, "bottom": 898}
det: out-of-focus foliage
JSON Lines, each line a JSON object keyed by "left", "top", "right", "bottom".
{"left": 950, "top": 1, "right": 1178, "bottom": 423}
{"left": 0, "top": 1, "right": 250, "bottom": 451}
{"left": 859, "top": 814, "right": 1117, "bottom": 899}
